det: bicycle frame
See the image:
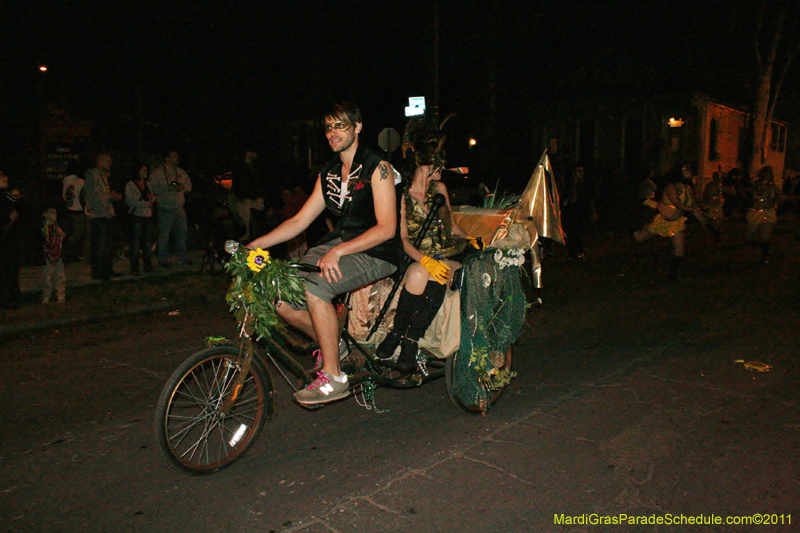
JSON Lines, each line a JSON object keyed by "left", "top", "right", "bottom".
{"left": 220, "top": 301, "right": 448, "bottom": 402}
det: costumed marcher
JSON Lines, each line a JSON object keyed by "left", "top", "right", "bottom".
{"left": 635, "top": 170, "right": 659, "bottom": 228}
{"left": 681, "top": 162, "right": 699, "bottom": 197}
{"left": 375, "top": 117, "right": 479, "bottom": 373}
{"left": 702, "top": 168, "right": 725, "bottom": 246}
{"left": 41, "top": 206, "right": 66, "bottom": 304}
{"left": 125, "top": 164, "right": 156, "bottom": 275}
{"left": 634, "top": 169, "right": 702, "bottom": 280}
{"left": 248, "top": 101, "right": 403, "bottom": 406}
{"left": 560, "top": 165, "right": 596, "bottom": 260}
{"left": 746, "top": 165, "right": 782, "bottom": 264}
{"left": 0, "top": 172, "right": 23, "bottom": 309}
{"left": 722, "top": 167, "right": 745, "bottom": 218}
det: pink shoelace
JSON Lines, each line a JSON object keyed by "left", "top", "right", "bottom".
{"left": 311, "top": 349, "right": 323, "bottom": 372}
{"left": 306, "top": 371, "right": 330, "bottom": 391}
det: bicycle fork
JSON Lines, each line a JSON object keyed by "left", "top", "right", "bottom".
{"left": 220, "top": 313, "right": 256, "bottom": 417}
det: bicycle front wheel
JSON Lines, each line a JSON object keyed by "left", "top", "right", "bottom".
{"left": 154, "top": 346, "right": 273, "bottom": 475}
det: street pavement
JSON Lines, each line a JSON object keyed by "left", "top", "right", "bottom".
{"left": 0, "top": 249, "right": 211, "bottom": 338}
{"left": 2, "top": 216, "right": 799, "bottom": 533}
{"left": 15, "top": 249, "right": 211, "bottom": 298}
{"left": 272, "top": 220, "right": 800, "bottom": 532}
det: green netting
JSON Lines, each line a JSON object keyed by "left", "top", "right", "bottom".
{"left": 453, "top": 248, "right": 526, "bottom": 412}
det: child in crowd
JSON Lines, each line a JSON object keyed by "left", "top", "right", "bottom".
{"left": 42, "top": 206, "right": 66, "bottom": 304}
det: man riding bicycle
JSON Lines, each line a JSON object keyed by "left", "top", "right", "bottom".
{"left": 248, "top": 101, "right": 402, "bottom": 406}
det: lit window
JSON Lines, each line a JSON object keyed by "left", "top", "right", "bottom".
{"left": 708, "top": 118, "right": 719, "bottom": 161}
{"left": 771, "top": 124, "right": 787, "bottom": 153}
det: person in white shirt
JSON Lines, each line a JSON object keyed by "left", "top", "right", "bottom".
{"left": 125, "top": 164, "right": 156, "bottom": 275}
{"left": 149, "top": 150, "right": 193, "bottom": 266}
{"left": 61, "top": 161, "right": 89, "bottom": 262}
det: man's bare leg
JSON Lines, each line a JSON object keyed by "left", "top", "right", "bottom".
{"left": 276, "top": 293, "right": 342, "bottom": 376}
{"left": 306, "top": 293, "right": 342, "bottom": 376}
{"left": 276, "top": 301, "right": 316, "bottom": 339}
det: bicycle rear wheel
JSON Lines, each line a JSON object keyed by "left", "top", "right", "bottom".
{"left": 445, "top": 345, "right": 513, "bottom": 415}
{"left": 154, "top": 346, "right": 273, "bottom": 474}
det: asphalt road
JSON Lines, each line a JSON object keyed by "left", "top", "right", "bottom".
{"left": 2, "top": 217, "right": 799, "bottom": 533}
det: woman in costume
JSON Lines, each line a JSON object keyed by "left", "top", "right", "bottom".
{"left": 746, "top": 166, "right": 782, "bottom": 264}
{"left": 376, "top": 118, "right": 476, "bottom": 372}
{"left": 634, "top": 169, "right": 702, "bottom": 280}
{"left": 702, "top": 168, "right": 725, "bottom": 246}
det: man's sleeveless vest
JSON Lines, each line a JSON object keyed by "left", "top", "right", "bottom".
{"left": 315, "top": 145, "right": 402, "bottom": 267}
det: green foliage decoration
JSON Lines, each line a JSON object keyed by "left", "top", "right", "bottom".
{"left": 469, "top": 347, "right": 517, "bottom": 391}
{"left": 224, "top": 246, "right": 307, "bottom": 340}
{"left": 482, "top": 180, "right": 521, "bottom": 210}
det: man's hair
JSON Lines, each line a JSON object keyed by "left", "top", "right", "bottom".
{"left": 323, "top": 101, "right": 362, "bottom": 126}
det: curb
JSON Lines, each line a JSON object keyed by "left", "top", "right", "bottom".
{"left": 0, "top": 295, "right": 208, "bottom": 339}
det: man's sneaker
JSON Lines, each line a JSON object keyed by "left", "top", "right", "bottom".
{"left": 294, "top": 371, "right": 350, "bottom": 406}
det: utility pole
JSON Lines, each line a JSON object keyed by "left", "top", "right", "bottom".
{"left": 431, "top": 0, "right": 440, "bottom": 122}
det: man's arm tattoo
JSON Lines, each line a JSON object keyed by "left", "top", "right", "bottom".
{"left": 379, "top": 163, "right": 390, "bottom": 181}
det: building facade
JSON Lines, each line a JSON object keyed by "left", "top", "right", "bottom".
{"left": 532, "top": 92, "right": 787, "bottom": 195}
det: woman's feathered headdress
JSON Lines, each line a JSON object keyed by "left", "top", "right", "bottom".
{"left": 400, "top": 114, "right": 455, "bottom": 174}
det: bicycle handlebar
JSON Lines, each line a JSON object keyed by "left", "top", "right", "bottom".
{"left": 288, "top": 263, "right": 322, "bottom": 273}
{"left": 224, "top": 241, "right": 322, "bottom": 273}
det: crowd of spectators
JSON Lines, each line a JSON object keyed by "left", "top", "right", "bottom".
{"left": 0, "top": 146, "right": 309, "bottom": 310}
{"left": 3, "top": 145, "right": 797, "bottom": 311}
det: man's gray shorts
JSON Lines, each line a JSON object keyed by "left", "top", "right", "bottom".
{"left": 288, "top": 239, "right": 397, "bottom": 309}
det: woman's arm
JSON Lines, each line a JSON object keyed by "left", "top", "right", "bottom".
{"left": 437, "top": 182, "right": 468, "bottom": 237}
{"left": 400, "top": 196, "right": 425, "bottom": 263}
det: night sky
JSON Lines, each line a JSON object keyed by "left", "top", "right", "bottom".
{"left": 2, "top": 0, "right": 798, "bottom": 181}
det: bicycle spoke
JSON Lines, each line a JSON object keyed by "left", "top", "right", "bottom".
{"left": 156, "top": 348, "right": 270, "bottom": 473}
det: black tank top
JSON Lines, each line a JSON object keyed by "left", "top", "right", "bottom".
{"left": 316, "top": 145, "right": 402, "bottom": 267}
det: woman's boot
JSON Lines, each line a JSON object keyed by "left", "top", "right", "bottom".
{"left": 392, "top": 282, "right": 447, "bottom": 373}
{"left": 375, "top": 289, "right": 424, "bottom": 362}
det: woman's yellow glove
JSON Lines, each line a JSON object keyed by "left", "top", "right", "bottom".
{"left": 467, "top": 236, "right": 485, "bottom": 250}
{"left": 420, "top": 255, "right": 451, "bottom": 284}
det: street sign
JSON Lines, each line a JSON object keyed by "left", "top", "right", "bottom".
{"left": 405, "top": 96, "right": 426, "bottom": 117}
{"left": 378, "top": 127, "right": 401, "bottom": 153}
